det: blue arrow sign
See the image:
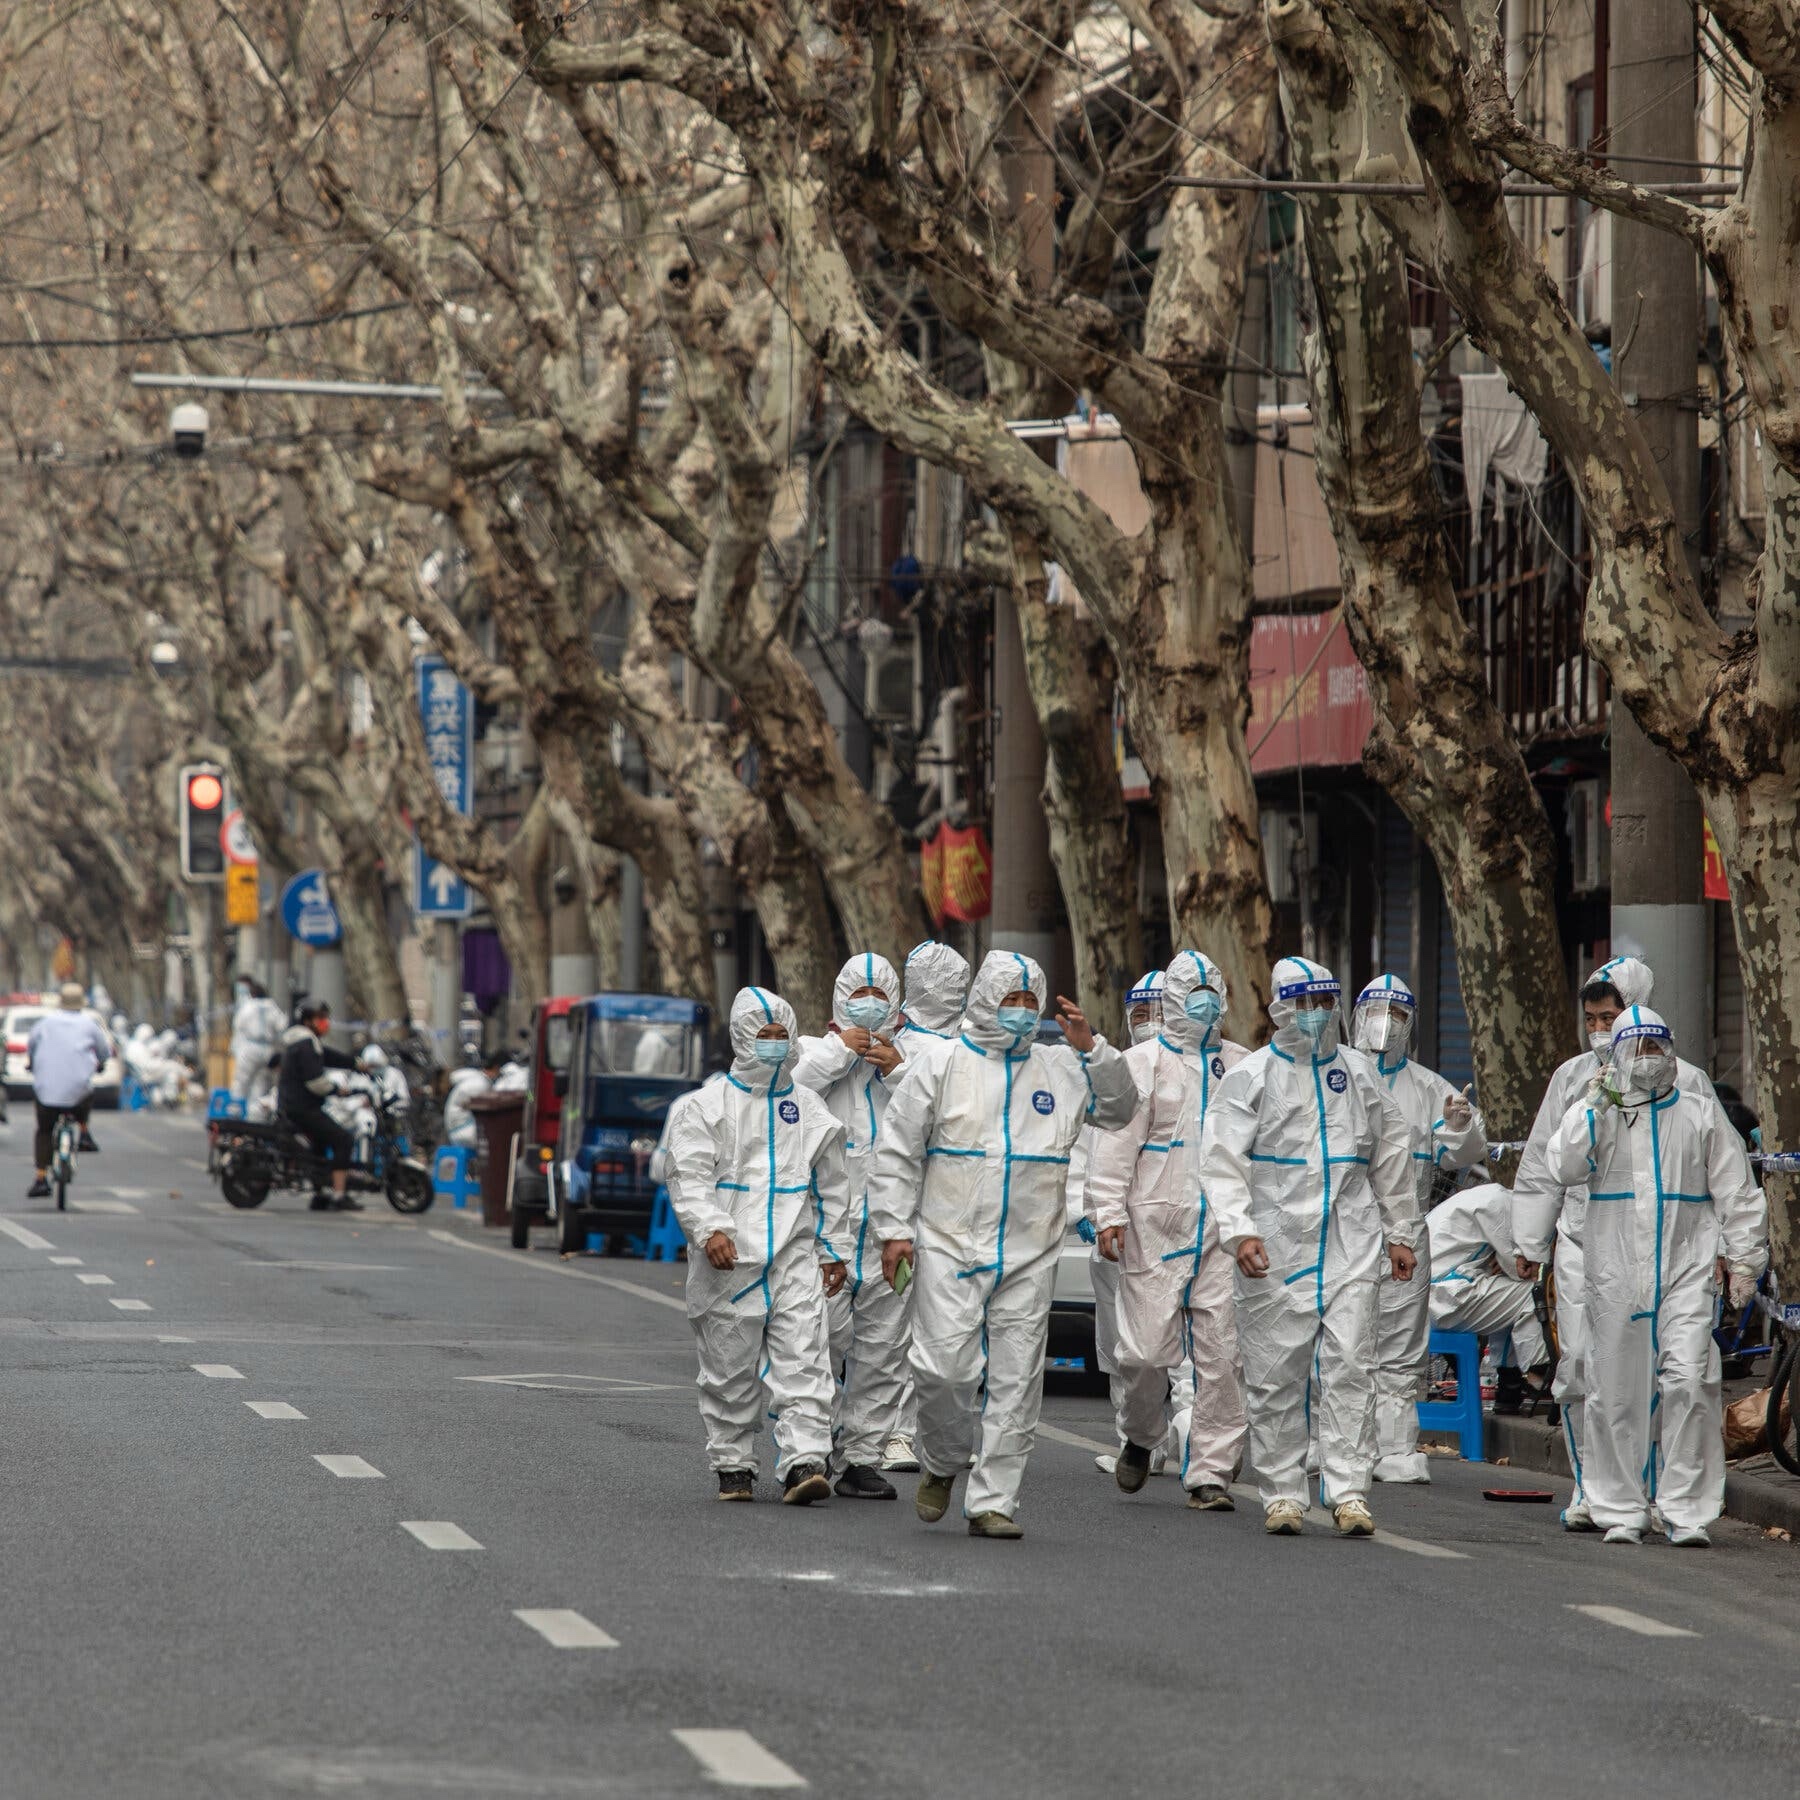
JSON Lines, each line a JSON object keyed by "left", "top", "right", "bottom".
{"left": 414, "top": 655, "right": 473, "bottom": 919}
{"left": 279, "top": 869, "right": 343, "bottom": 947}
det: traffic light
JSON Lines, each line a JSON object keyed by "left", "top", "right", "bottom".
{"left": 179, "top": 764, "right": 228, "bottom": 881}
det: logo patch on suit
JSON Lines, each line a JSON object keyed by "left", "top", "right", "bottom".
{"left": 1031, "top": 1090, "right": 1055, "bottom": 1115}
{"left": 1211, "top": 1056, "right": 1225, "bottom": 1078}
{"left": 778, "top": 1099, "right": 801, "bottom": 1124}
{"left": 1326, "top": 1069, "right": 1348, "bottom": 1094}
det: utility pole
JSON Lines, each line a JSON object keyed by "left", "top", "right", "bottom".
{"left": 1607, "top": 3, "right": 1709, "bottom": 1055}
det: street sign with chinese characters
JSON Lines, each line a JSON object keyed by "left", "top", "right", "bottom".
{"left": 413, "top": 655, "right": 472, "bottom": 918}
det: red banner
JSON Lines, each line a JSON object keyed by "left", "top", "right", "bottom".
{"left": 1246, "top": 609, "right": 1375, "bottom": 775}
{"left": 1703, "top": 820, "right": 1730, "bottom": 902}
{"left": 921, "top": 822, "right": 993, "bottom": 925}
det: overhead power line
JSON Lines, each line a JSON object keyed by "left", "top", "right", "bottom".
{"left": 0, "top": 296, "right": 428, "bottom": 352}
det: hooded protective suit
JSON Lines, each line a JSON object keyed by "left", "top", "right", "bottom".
{"left": 870, "top": 951, "right": 1140, "bottom": 1520}
{"left": 1198, "top": 957, "right": 1417, "bottom": 1514}
{"left": 793, "top": 953, "right": 910, "bottom": 1470}
{"left": 1510, "top": 956, "right": 1717, "bottom": 1515}
{"left": 896, "top": 941, "right": 970, "bottom": 1042}
{"left": 668, "top": 988, "right": 852, "bottom": 1479}
{"left": 1085, "top": 950, "right": 1249, "bottom": 1492}
{"left": 229, "top": 991, "right": 287, "bottom": 1101}
{"left": 1350, "top": 973, "right": 1489, "bottom": 1482}
{"left": 1540, "top": 1006, "right": 1764, "bottom": 1536}
{"left": 1427, "top": 1181, "right": 1547, "bottom": 1369}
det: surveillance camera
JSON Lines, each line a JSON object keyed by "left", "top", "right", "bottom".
{"left": 169, "top": 401, "right": 209, "bottom": 458}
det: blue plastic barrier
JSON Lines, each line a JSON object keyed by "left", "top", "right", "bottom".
{"left": 645, "top": 1185, "right": 686, "bottom": 1263}
{"left": 1417, "top": 1327, "right": 1485, "bottom": 1462}
{"left": 432, "top": 1144, "right": 480, "bottom": 1210}
{"left": 120, "top": 1073, "right": 151, "bottom": 1112}
{"left": 206, "top": 1088, "right": 246, "bottom": 1122}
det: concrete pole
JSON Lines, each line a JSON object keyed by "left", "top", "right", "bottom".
{"left": 549, "top": 875, "right": 596, "bottom": 999}
{"left": 1608, "top": 6, "right": 1709, "bottom": 1056}
{"left": 619, "top": 856, "right": 644, "bottom": 991}
{"left": 430, "top": 919, "right": 460, "bottom": 1067}
{"left": 311, "top": 946, "right": 349, "bottom": 1049}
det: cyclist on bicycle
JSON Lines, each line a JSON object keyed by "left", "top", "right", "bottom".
{"left": 26, "top": 983, "right": 109, "bottom": 1198}
{"left": 278, "top": 998, "right": 362, "bottom": 1211}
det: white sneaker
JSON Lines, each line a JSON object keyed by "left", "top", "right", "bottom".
{"left": 879, "top": 1434, "right": 920, "bottom": 1472}
{"left": 1094, "top": 1453, "right": 1119, "bottom": 1475}
{"left": 1668, "top": 1524, "right": 1711, "bottom": 1548}
{"left": 1602, "top": 1524, "right": 1644, "bottom": 1546}
{"left": 1334, "top": 1498, "right": 1376, "bottom": 1538}
{"left": 1265, "top": 1500, "right": 1306, "bottom": 1535}
{"left": 1562, "top": 1498, "right": 1598, "bottom": 1532}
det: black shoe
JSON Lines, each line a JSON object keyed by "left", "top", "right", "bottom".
{"left": 1115, "top": 1440, "right": 1154, "bottom": 1494}
{"left": 1493, "top": 1367, "right": 1525, "bottom": 1416}
{"left": 309, "top": 1193, "right": 334, "bottom": 1211}
{"left": 834, "top": 1464, "right": 897, "bottom": 1500}
{"left": 717, "top": 1470, "right": 755, "bottom": 1502}
{"left": 330, "top": 1195, "right": 365, "bottom": 1212}
{"left": 77, "top": 1132, "right": 99, "bottom": 1154}
{"left": 1186, "top": 1484, "right": 1236, "bottom": 1511}
{"left": 781, "top": 1461, "right": 831, "bottom": 1505}
{"left": 26, "top": 1177, "right": 50, "bottom": 1199}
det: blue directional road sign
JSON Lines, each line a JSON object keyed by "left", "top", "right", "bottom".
{"left": 280, "top": 869, "right": 343, "bottom": 947}
{"left": 414, "top": 655, "right": 473, "bottom": 919}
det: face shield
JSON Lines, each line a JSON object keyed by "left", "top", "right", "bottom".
{"left": 1125, "top": 973, "right": 1164, "bottom": 1046}
{"left": 1612, "top": 1020, "right": 1676, "bottom": 1097}
{"left": 1270, "top": 958, "right": 1343, "bottom": 1058}
{"left": 1352, "top": 997, "right": 1414, "bottom": 1062}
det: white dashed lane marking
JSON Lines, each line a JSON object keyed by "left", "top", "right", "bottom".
{"left": 76, "top": 1273, "right": 114, "bottom": 1286}
{"left": 401, "top": 1521, "right": 482, "bottom": 1551}
{"left": 48, "top": 1255, "right": 82, "bottom": 1266}
{"left": 1372, "top": 1529, "right": 1470, "bottom": 1561}
{"left": 69, "top": 1199, "right": 138, "bottom": 1215}
{"left": 513, "top": 1609, "right": 618, "bottom": 1649}
{"left": 0, "top": 1220, "right": 55, "bottom": 1250}
{"left": 192, "top": 1364, "right": 245, "bottom": 1380}
{"left": 673, "top": 1729, "right": 807, "bottom": 1789}
{"left": 109, "top": 1299, "right": 151, "bottom": 1312}
{"left": 315, "top": 1455, "right": 384, "bottom": 1479}
{"left": 156, "top": 1335, "right": 194, "bottom": 1344}
{"left": 245, "top": 1401, "right": 306, "bottom": 1420}
{"left": 1568, "top": 1604, "right": 1697, "bottom": 1639}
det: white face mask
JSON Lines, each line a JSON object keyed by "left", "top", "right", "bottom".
{"left": 1589, "top": 1030, "right": 1614, "bottom": 1063}
{"left": 1128, "top": 1008, "right": 1161, "bottom": 1046}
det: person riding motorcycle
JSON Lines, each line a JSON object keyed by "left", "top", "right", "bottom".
{"left": 277, "top": 998, "right": 361, "bottom": 1212}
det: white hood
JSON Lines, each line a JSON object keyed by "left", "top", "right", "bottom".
{"left": 728, "top": 985, "right": 799, "bottom": 1086}
{"left": 831, "top": 951, "right": 901, "bottom": 1034}
{"left": 901, "top": 940, "right": 971, "bottom": 1034}
{"left": 1162, "top": 949, "right": 1227, "bottom": 1053}
{"left": 962, "top": 949, "right": 1047, "bottom": 1053}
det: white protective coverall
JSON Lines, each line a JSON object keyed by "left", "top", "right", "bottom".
{"left": 1352, "top": 974, "right": 1489, "bottom": 1483}
{"left": 793, "top": 952, "right": 910, "bottom": 1471}
{"left": 1540, "top": 1007, "right": 1765, "bottom": 1536}
{"left": 230, "top": 993, "right": 287, "bottom": 1101}
{"left": 667, "top": 988, "right": 852, "bottom": 1479}
{"left": 1086, "top": 951, "right": 1249, "bottom": 1491}
{"left": 1510, "top": 955, "right": 1717, "bottom": 1514}
{"left": 1199, "top": 957, "right": 1417, "bottom": 1512}
{"left": 1427, "top": 1181, "right": 1548, "bottom": 1369}
{"left": 869, "top": 951, "right": 1140, "bottom": 1520}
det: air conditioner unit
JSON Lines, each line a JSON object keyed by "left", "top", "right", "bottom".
{"left": 864, "top": 641, "right": 916, "bottom": 724}
{"left": 1567, "top": 778, "right": 1610, "bottom": 894}
{"left": 1260, "top": 811, "right": 1321, "bottom": 906}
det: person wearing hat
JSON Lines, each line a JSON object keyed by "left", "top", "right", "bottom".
{"left": 25, "top": 983, "right": 111, "bottom": 1197}
{"left": 277, "top": 998, "right": 361, "bottom": 1210}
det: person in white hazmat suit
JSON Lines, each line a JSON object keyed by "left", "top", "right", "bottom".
{"left": 1428, "top": 1181, "right": 1548, "bottom": 1372}
{"left": 870, "top": 952, "right": 1140, "bottom": 1538}
{"left": 793, "top": 952, "right": 911, "bottom": 1501}
{"left": 1510, "top": 955, "right": 1723, "bottom": 1529}
{"left": 1199, "top": 957, "right": 1418, "bottom": 1537}
{"left": 877, "top": 941, "right": 972, "bottom": 1474}
{"left": 667, "top": 987, "right": 852, "bottom": 1505}
{"left": 1348, "top": 974, "right": 1488, "bottom": 1483}
{"left": 1088, "top": 950, "right": 1250, "bottom": 1509}
{"left": 229, "top": 980, "right": 287, "bottom": 1102}
{"left": 1538, "top": 1006, "right": 1765, "bottom": 1545}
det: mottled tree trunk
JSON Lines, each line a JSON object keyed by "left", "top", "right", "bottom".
{"left": 1272, "top": 0, "right": 1577, "bottom": 1136}
{"left": 324, "top": 831, "right": 411, "bottom": 1030}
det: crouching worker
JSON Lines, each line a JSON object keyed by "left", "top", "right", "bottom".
{"left": 1426, "top": 1181, "right": 1550, "bottom": 1409}
{"left": 668, "top": 988, "right": 851, "bottom": 1506}
{"left": 871, "top": 953, "right": 1140, "bottom": 1539}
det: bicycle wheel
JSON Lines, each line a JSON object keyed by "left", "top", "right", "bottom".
{"left": 1765, "top": 1337, "right": 1800, "bottom": 1476}
{"left": 53, "top": 1162, "right": 67, "bottom": 1211}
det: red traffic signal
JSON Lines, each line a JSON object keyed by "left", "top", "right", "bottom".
{"left": 187, "top": 770, "right": 224, "bottom": 812}
{"left": 180, "top": 763, "right": 228, "bottom": 881}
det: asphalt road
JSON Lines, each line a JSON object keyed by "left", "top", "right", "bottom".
{"left": 0, "top": 1109, "right": 1796, "bottom": 1798}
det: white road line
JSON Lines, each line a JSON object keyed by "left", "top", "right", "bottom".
{"left": 427, "top": 1227, "right": 687, "bottom": 1312}
{"left": 0, "top": 1219, "right": 54, "bottom": 1251}
{"left": 1033, "top": 1422, "right": 1115, "bottom": 1456}
{"left": 68, "top": 1199, "right": 138, "bottom": 1215}
{"left": 192, "top": 1363, "right": 245, "bottom": 1380}
{"left": 315, "top": 1454, "right": 384, "bottom": 1479}
{"left": 246, "top": 1401, "right": 306, "bottom": 1420}
{"left": 245, "top": 1261, "right": 403, "bottom": 1272}
{"left": 109, "top": 1299, "right": 151, "bottom": 1311}
{"left": 513, "top": 1608, "right": 618, "bottom": 1649}
{"left": 673, "top": 1729, "right": 807, "bottom": 1789}
{"left": 1373, "top": 1529, "right": 1470, "bottom": 1561}
{"left": 401, "top": 1520, "right": 482, "bottom": 1551}
{"left": 48, "top": 1255, "right": 82, "bottom": 1266}
{"left": 1568, "top": 1603, "right": 1697, "bottom": 1639}
{"left": 76, "top": 1273, "right": 114, "bottom": 1286}
{"left": 156, "top": 1335, "right": 194, "bottom": 1343}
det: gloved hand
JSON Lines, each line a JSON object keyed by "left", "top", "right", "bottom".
{"left": 1585, "top": 1067, "right": 1622, "bottom": 1110}
{"left": 1728, "top": 1265, "right": 1760, "bottom": 1310}
{"left": 1075, "top": 1216, "right": 1097, "bottom": 1246}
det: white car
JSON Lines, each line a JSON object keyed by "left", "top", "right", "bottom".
{"left": 3, "top": 1004, "right": 124, "bottom": 1108}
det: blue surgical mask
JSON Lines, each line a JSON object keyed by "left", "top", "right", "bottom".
{"left": 1294, "top": 1008, "right": 1333, "bottom": 1044}
{"left": 753, "top": 1037, "right": 791, "bottom": 1067}
{"left": 843, "top": 997, "right": 889, "bottom": 1031}
{"left": 1183, "top": 991, "right": 1223, "bottom": 1034}
{"left": 995, "top": 1005, "right": 1039, "bottom": 1042}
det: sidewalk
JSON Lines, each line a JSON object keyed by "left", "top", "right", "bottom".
{"left": 1483, "top": 1399, "right": 1800, "bottom": 1536}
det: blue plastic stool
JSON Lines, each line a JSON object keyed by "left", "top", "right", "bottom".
{"left": 206, "top": 1088, "right": 246, "bottom": 1122}
{"left": 645, "top": 1185, "right": 686, "bottom": 1263}
{"left": 1417, "top": 1327, "right": 1486, "bottom": 1462}
{"left": 121, "top": 1073, "right": 151, "bottom": 1112}
{"left": 431, "top": 1144, "right": 480, "bottom": 1210}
